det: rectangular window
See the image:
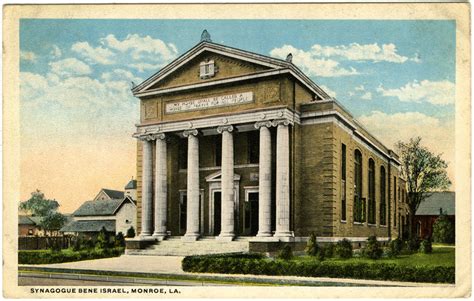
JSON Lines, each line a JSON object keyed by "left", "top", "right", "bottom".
{"left": 368, "top": 159, "right": 376, "bottom": 224}
{"left": 380, "top": 167, "right": 386, "bottom": 225}
{"left": 341, "top": 144, "right": 346, "bottom": 221}
{"left": 393, "top": 176, "right": 397, "bottom": 227}
{"left": 247, "top": 131, "right": 259, "bottom": 164}
{"left": 354, "top": 150, "right": 365, "bottom": 222}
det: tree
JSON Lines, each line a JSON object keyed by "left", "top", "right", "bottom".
{"left": 396, "top": 137, "right": 451, "bottom": 239}
{"left": 432, "top": 213, "right": 455, "bottom": 244}
{"left": 40, "top": 212, "right": 67, "bottom": 236}
{"left": 19, "top": 190, "right": 60, "bottom": 216}
{"left": 19, "top": 190, "right": 66, "bottom": 236}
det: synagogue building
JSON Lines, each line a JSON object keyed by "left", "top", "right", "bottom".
{"left": 128, "top": 31, "right": 408, "bottom": 252}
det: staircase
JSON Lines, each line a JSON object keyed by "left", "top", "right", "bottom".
{"left": 126, "top": 236, "right": 251, "bottom": 256}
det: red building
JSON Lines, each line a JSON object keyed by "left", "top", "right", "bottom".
{"left": 415, "top": 192, "right": 455, "bottom": 239}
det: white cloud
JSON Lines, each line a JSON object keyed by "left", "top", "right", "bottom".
{"left": 49, "top": 58, "right": 92, "bottom": 77}
{"left": 355, "top": 85, "right": 365, "bottom": 91}
{"left": 50, "top": 45, "right": 62, "bottom": 59}
{"left": 377, "top": 80, "right": 455, "bottom": 105}
{"left": 20, "top": 51, "right": 37, "bottom": 62}
{"left": 101, "top": 68, "right": 143, "bottom": 83}
{"left": 270, "top": 44, "right": 358, "bottom": 77}
{"left": 360, "top": 92, "right": 372, "bottom": 100}
{"left": 311, "top": 43, "right": 419, "bottom": 63}
{"left": 72, "top": 41, "right": 115, "bottom": 65}
{"left": 358, "top": 111, "right": 454, "bottom": 186}
{"left": 319, "top": 85, "right": 337, "bottom": 98}
{"left": 129, "top": 62, "right": 168, "bottom": 72}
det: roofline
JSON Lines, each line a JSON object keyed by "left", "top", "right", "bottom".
{"left": 112, "top": 196, "right": 137, "bottom": 215}
{"left": 132, "top": 41, "right": 330, "bottom": 100}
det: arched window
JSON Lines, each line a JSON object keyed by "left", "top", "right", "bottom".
{"left": 368, "top": 159, "right": 376, "bottom": 224}
{"left": 354, "top": 150, "right": 365, "bottom": 222}
{"left": 380, "top": 166, "right": 387, "bottom": 225}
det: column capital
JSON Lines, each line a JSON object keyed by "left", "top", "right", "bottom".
{"left": 217, "top": 125, "right": 234, "bottom": 134}
{"left": 152, "top": 133, "right": 166, "bottom": 140}
{"left": 183, "top": 129, "right": 199, "bottom": 137}
{"left": 272, "top": 119, "right": 292, "bottom": 127}
{"left": 254, "top": 121, "right": 272, "bottom": 129}
{"left": 135, "top": 133, "right": 156, "bottom": 142}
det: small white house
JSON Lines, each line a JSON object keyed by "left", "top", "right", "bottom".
{"left": 60, "top": 183, "right": 137, "bottom": 236}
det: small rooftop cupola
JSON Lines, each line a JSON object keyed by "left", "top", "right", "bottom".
{"left": 200, "top": 29, "right": 212, "bottom": 42}
{"left": 286, "top": 53, "right": 293, "bottom": 63}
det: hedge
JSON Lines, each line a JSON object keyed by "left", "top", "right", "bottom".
{"left": 182, "top": 255, "right": 454, "bottom": 283}
{"left": 19, "top": 247, "right": 124, "bottom": 264}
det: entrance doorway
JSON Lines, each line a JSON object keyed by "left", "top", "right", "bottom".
{"left": 213, "top": 191, "right": 222, "bottom": 236}
{"left": 249, "top": 193, "right": 259, "bottom": 235}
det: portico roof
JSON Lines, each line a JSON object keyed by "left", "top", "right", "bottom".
{"left": 131, "top": 40, "right": 331, "bottom": 100}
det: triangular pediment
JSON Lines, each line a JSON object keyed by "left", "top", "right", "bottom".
{"left": 205, "top": 170, "right": 241, "bottom": 182}
{"left": 133, "top": 42, "right": 289, "bottom": 94}
{"left": 132, "top": 41, "right": 331, "bottom": 100}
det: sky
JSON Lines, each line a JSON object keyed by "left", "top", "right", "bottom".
{"left": 19, "top": 19, "right": 456, "bottom": 213}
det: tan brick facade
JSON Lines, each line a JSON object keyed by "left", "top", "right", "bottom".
{"left": 133, "top": 40, "right": 408, "bottom": 241}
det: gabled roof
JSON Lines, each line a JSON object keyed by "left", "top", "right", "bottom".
{"left": 19, "top": 215, "right": 36, "bottom": 225}
{"left": 132, "top": 40, "right": 330, "bottom": 100}
{"left": 60, "top": 220, "right": 116, "bottom": 233}
{"left": 102, "top": 189, "right": 125, "bottom": 200}
{"left": 73, "top": 197, "right": 136, "bottom": 217}
{"left": 416, "top": 192, "right": 455, "bottom": 216}
{"left": 124, "top": 179, "right": 137, "bottom": 190}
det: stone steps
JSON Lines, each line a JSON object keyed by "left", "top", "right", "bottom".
{"left": 126, "top": 236, "right": 250, "bottom": 256}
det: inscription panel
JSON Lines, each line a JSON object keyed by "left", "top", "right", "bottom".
{"left": 165, "top": 92, "right": 253, "bottom": 114}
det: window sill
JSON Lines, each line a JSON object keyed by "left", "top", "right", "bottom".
{"left": 368, "top": 223, "right": 377, "bottom": 227}
{"left": 380, "top": 225, "right": 388, "bottom": 228}
{"left": 340, "top": 220, "right": 347, "bottom": 224}
{"left": 353, "top": 222, "right": 365, "bottom": 225}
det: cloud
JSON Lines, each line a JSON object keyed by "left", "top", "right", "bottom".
{"left": 20, "top": 51, "right": 37, "bottom": 62}
{"left": 49, "top": 58, "right": 92, "bottom": 77}
{"left": 319, "top": 85, "right": 337, "bottom": 98}
{"left": 377, "top": 80, "right": 455, "bottom": 105}
{"left": 72, "top": 41, "right": 115, "bottom": 65}
{"left": 311, "top": 43, "right": 419, "bottom": 63}
{"left": 355, "top": 85, "right": 365, "bottom": 91}
{"left": 101, "top": 68, "right": 143, "bottom": 84}
{"left": 270, "top": 44, "right": 358, "bottom": 77}
{"left": 358, "top": 111, "right": 454, "bottom": 186}
{"left": 50, "top": 45, "right": 62, "bottom": 59}
{"left": 360, "top": 92, "right": 372, "bottom": 100}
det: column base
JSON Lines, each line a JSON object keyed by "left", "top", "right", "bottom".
{"left": 139, "top": 233, "right": 155, "bottom": 241}
{"left": 256, "top": 231, "right": 273, "bottom": 237}
{"left": 216, "top": 234, "right": 234, "bottom": 241}
{"left": 274, "top": 231, "right": 294, "bottom": 242}
{"left": 152, "top": 232, "right": 167, "bottom": 241}
{"left": 182, "top": 233, "right": 200, "bottom": 241}
{"left": 250, "top": 236, "right": 279, "bottom": 242}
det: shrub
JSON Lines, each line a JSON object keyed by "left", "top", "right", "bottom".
{"left": 18, "top": 247, "right": 124, "bottom": 264}
{"left": 126, "top": 226, "right": 136, "bottom": 238}
{"left": 404, "top": 238, "right": 420, "bottom": 253}
{"left": 181, "top": 254, "right": 455, "bottom": 283}
{"left": 277, "top": 245, "right": 293, "bottom": 260}
{"left": 317, "top": 246, "right": 326, "bottom": 261}
{"left": 388, "top": 238, "right": 403, "bottom": 256}
{"left": 305, "top": 233, "right": 319, "bottom": 256}
{"left": 362, "top": 236, "right": 383, "bottom": 259}
{"left": 419, "top": 239, "right": 433, "bottom": 254}
{"left": 115, "top": 232, "right": 125, "bottom": 247}
{"left": 432, "top": 214, "right": 455, "bottom": 244}
{"left": 324, "top": 243, "right": 335, "bottom": 258}
{"left": 72, "top": 237, "right": 82, "bottom": 251}
{"left": 96, "top": 226, "right": 111, "bottom": 249}
{"left": 335, "top": 239, "right": 353, "bottom": 259}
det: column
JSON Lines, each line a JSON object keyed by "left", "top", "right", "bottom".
{"left": 255, "top": 121, "right": 272, "bottom": 237}
{"left": 217, "top": 125, "right": 235, "bottom": 240}
{"left": 273, "top": 120, "right": 293, "bottom": 238}
{"left": 153, "top": 133, "right": 167, "bottom": 240}
{"left": 139, "top": 135, "right": 154, "bottom": 238}
{"left": 183, "top": 129, "right": 200, "bottom": 241}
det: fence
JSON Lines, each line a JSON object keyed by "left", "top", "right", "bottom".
{"left": 18, "top": 236, "right": 72, "bottom": 250}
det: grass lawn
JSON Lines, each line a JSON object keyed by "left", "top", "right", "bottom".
{"left": 294, "top": 246, "right": 455, "bottom": 267}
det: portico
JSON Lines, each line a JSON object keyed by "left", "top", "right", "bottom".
{"left": 134, "top": 107, "right": 295, "bottom": 242}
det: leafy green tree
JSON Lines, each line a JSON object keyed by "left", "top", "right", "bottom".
{"left": 41, "top": 212, "right": 67, "bottom": 236}
{"left": 396, "top": 137, "right": 451, "bottom": 239}
{"left": 335, "top": 239, "right": 353, "bottom": 259}
{"left": 96, "top": 226, "right": 111, "bottom": 249}
{"left": 115, "top": 232, "right": 125, "bottom": 247}
{"left": 362, "top": 236, "right": 383, "bottom": 259}
{"left": 19, "top": 190, "right": 60, "bottom": 216}
{"left": 432, "top": 214, "right": 455, "bottom": 243}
